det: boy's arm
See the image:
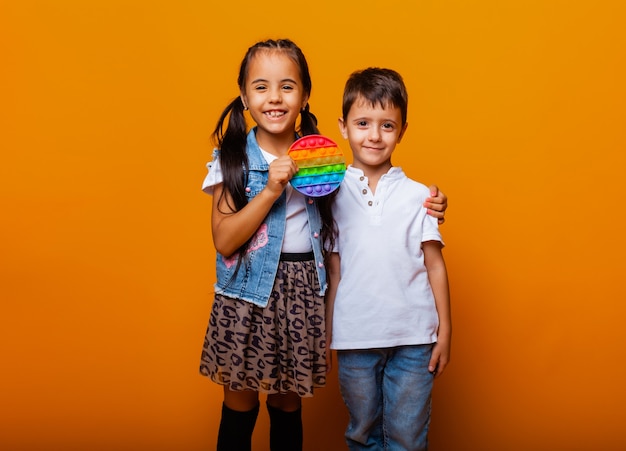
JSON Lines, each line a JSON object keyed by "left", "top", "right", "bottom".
{"left": 325, "top": 252, "right": 341, "bottom": 372}
{"left": 423, "top": 241, "right": 451, "bottom": 378}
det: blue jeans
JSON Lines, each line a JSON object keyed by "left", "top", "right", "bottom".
{"left": 337, "top": 344, "right": 434, "bottom": 451}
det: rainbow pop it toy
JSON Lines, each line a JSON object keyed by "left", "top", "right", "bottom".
{"left": 288, "top": 135, "right": 346, "bottom": 197}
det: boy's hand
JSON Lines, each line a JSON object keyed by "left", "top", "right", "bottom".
{"left": 428, "top": 340, "right": 450, "bottom": 378}
{"left": 424, "top": 185, "right": 448, "bottom": 224}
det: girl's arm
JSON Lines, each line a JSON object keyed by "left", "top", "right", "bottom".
{"left": 423, "top": 241, "right": 451, "bottom": 378}
{"left": 324, "top": 252, "right": 341, "bottom": 372}
{"left": 212, "top": 155, "right": 298, "bottom": 257}
{"left": 424, "top": 185, "right": 448, "bottom": 224}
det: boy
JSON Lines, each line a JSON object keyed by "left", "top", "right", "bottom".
{"left": 326, "top": 68, "right": 451, "bottom": 451}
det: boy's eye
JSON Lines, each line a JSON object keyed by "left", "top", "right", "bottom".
{"left": 382, "top": 122, "right": 394, "bottom": 130}
{"left": 356, "top": 121, "right": 368, "bottom": 127}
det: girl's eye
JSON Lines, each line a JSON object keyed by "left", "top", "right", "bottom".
{"left": 254, "top": 85, "right": 267, "bottom": 91}
{"left": 282, "top": 84, "right": 294, "bottom": 91}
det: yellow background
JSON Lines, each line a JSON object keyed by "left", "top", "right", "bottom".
{"left": 2, "top": 1, "right": 625, "bottom": 450}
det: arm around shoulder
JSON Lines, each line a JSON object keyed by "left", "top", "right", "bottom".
{"left": 424, "top": 185, "right": 448, "bottom": 225}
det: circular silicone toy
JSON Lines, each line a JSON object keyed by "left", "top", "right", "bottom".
{"left": 288, "top": 135, "right": 346, "bottom": 197}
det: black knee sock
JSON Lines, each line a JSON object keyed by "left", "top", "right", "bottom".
{"left": 267, "top": 403, "right": 303, "bottom": 451}
{"left": 216, "top": 402, "right": 259, "bottom": 451}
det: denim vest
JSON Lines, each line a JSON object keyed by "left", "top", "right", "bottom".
{"left": 213, "top": 129, "right": 327, "bottom": 308}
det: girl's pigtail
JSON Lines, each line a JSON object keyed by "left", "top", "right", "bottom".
{"left": 212, "top": 97, "right": 250, "bottom": 283}
{"left": 299, "top": 103, "right": 320, "bottom": 136}
{"left": 213, "top": 97, "right": 249, "bottom": 214}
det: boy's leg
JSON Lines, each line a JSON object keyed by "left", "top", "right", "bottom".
{"left": 383, "top": 344, "right": 434, "bottom": 451}
{"left": 337, "top": 349, "right": 387, "bottom": 450}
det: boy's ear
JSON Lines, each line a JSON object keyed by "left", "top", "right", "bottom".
{"left": 338, "top": 117, "right": 348, "bottom": 139}
{"left": 397, "top": 123, "right": 409, "bottom": 143}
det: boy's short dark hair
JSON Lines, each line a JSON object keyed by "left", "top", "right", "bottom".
{"left": 342, "top": 68, "right": 408, "bottom": 126}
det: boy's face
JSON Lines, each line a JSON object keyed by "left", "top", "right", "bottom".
{"left": 338, "top": 96, "right": 407, "bottom": 173}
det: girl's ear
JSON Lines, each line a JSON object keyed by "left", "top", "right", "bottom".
{"left": 397, "top": 123, "right": 408, "bottom": 143}
{"left": 338, "top": 117, "right": 348, "bottom": 139}
{"left": 240, "top": 94, "right": 248, "bottom": 110}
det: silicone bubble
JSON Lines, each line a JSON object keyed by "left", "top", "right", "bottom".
{"left": 288, "top": 135, "right": 346, "bottom": 197}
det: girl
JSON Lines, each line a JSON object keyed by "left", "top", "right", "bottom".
{"left": 199, "top": 39, "right": 447, "bottom": 451}
{"left": 199, "top": 38, "right": 333, "bottom": 451}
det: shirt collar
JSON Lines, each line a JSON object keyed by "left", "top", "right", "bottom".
{"left": 345, "top": 165, "right": 404, "bottom": 181}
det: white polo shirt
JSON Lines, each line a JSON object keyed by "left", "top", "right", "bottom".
{"left": 330, "top": 165, "right": 443, "bottom": 350}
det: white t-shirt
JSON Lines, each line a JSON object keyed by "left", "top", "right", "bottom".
{"left": 202, "top": 150, "right": 311, "bottom": 253}
{"left": 330, "top": 166, "right": 443, "bottom": 350}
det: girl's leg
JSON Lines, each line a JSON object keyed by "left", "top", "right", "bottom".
{"left": 267, "top": 392, "right": 303, "bottom": 451}
{"left": 217, "top": 388, "right": 260, "bottom": 451}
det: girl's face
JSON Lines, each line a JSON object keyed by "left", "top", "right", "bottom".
{"left": 241, "top": 51, "right": 309, "bottom": 149}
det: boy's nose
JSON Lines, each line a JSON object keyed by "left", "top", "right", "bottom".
{"left": 368, "top": 128, "right": 381, "bottom": 141}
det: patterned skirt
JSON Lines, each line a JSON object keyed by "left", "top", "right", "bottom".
{"left": 199, "top": 257, "right": 327, "bottom": 398}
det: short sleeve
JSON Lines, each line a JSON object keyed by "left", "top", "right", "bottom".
{"left": 201, "top": 149, "right": 223, "bottom": 195}
{"left": 422, "top": 212, "right": 444, "bottom": 248}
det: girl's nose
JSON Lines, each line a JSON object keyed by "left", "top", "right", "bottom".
{"left": 269, "top": 87, "right": 282, "bottom": 102}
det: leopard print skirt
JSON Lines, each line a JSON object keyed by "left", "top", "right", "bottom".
{"left": 199, "top": 258, "right": 326, "bottom": 398}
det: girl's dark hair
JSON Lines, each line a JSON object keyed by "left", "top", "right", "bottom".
{"left": 211, "top": 38, "right": 335, "bottom": 261}
{"left": 342, "top": 67, "right": 409, "bottom": 126}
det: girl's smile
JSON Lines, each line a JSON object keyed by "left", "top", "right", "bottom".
{"left": 264, "top": 109, "right": 287, "bottom": 118}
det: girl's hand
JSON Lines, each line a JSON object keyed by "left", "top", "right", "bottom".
{"left": 325, "top": 346, "right": 334, "bottom": 373}
{"left": 264, "top": 155, "right": 298, "bottom": 198}
{"left": 424, "top": 185, "right": 448, "bottom": 224}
